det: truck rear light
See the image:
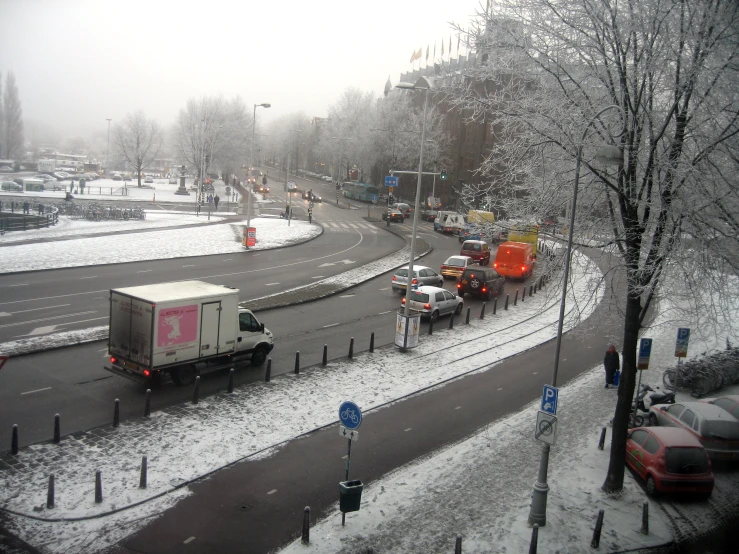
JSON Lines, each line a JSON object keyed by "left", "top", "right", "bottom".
{"left": 494, "top": 263, "right": 498, "bottom": 268}
{"left": 521, "top": 266, "right": 526, "bottom": 272}
{"left": 110, "top": 357, "right": 117, "bottom": 364}
{"left": 143, "top": 369, "right": 151, "bottom": 377}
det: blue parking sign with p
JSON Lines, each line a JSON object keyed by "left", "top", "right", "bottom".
{"left": 541, "top": 385, "right": 558, "bottom": 415}
{"left": 637, "top": 338, "right": 653, "bottom": 370}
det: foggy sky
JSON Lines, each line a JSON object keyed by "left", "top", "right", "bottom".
{"left": 0, "top": 0, "right": 481, "bottom": 141}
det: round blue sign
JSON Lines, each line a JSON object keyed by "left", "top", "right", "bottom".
{"left": 339, "top": 400, "right": 362, "bottom": 430}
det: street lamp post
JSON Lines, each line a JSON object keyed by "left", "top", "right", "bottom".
{"left": 245, "top": 103, "right": 271, "bottom": 246}
{"left": 396, "top": 77, "right": 433, "bottom": 348}
{"left": 527, "top": 105, "right": 624, "bottom": 527}
{"left": 105, "top": 118, "right": 112, "bottom": 176}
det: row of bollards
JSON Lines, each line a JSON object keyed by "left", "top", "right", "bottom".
{"left": 44, "top": 456, "right": 149, "bottom": 509}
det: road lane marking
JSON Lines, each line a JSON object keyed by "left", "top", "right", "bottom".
{"left": 0, "top": 311, "right": 97, "bottom": 329}
{"left": 136, "top": 270, "right": 152, "bottom": 273}
{"left": 267, "top": 489, "right": 277, "bottom": 495}
{"left": 0, "top": 304, "right": 71, "bottom": 317}
{"left": 379, "top": 287, "right": 390, "bottom": 290}
{"left": 80, "top": 276, "right": 97, "bottom": 279}
{"left": 223, "top": 258, "right": 233, "bottom": 261}
{"left": 21, "top": 387, "right": 52, "bottom": 395}
{"left": 7, "top": 284, "right": 28, "bottom": 287}
{"left": 323, "top": 323, "right": 340, "bottom": 328}
{"left": 497, "top": 388, "right": 503, "bottom": 391}
{"left": 183, "top": 537, "right": 196, "bottom": 544}
{"left": 378, "top": 310, "right": 392, "bottom": 315}
{"left": 339, "top": 294, "right": 355, "bottom": 298}
{"left": 265, "top": 283, "right": 280, "bottom": 286}
{"left": 311, "top": 276, "right": 325, "bottom": 279}
{"left": 455, "top": 406, "right": 462, "bottom": 410}
{"left": 182, "top": 264, "right": 196, "bottom": 268}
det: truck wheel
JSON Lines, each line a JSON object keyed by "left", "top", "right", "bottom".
{"left": 172, "top": 364, "right": 196, "bottom": 387}
{"left": 251, "top": 347, "right": 268, "bottom": 366}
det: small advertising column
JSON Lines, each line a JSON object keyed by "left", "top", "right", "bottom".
{"left": 394, "top": 309, "right": 420, "bottom": 350}
{"left": 243, "top": 227, "right": 257, "bottom": 248}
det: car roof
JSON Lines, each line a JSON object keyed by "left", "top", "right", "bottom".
{"left": 462, "top": 240, "right": 486, "bottom": 245}
{"left": 398, "top": 265, "right": 430, "bottom": 271}
{"left": 445, "top": 256, "right": 471, "bottom": 262}
{"left": 462, "top": 267, "right": 494, "bottom": 274}
{"left": 414, "top": 286, "right": 447, "bottom": 293}
{"left": 676, "top": 402, "right": 739, "bottom": 421}
{"left": 635, "top": 426, "right": 704, "bottom": 448}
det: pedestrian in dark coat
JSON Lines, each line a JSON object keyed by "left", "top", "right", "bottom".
{"left": 604, "top": 344, "right": 620, "bottom": 388}
{"left": 214, "top": 194, "right": 220, "bottom": 210}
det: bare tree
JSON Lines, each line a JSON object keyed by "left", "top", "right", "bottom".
{"left": 113, "top": 111, "right": 163, "bottom": 187}
{"left": 2, "top": 72, "right": 24, "bottom": 160}
{"left": 450, "top": 0, "right": 739, "bottom": 493}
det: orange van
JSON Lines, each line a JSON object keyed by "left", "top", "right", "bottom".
{"left": 493, "top": 241, "right": 534, "bottom": 280}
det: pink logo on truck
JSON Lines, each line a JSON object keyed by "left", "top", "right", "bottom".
{"left": 157, "top": 305, "right": 198, "bottom": 347}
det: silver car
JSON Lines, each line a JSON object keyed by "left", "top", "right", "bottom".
{"left": 649, "top": 401, "right": 739, "bottom": 461}
{"left": 401, "top": 285, "right": 464, "bottom": 322}
{"left": 392, "top": 265, "right": 444, "bottom": 293}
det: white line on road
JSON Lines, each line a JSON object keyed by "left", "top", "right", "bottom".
{"left": 223, "top": 258, "right": 233, "bottom": 261}
{"left": 0, "top": 311, "right": 97, "bottom": 329}
{"left": 0, "top": 304, "right": 70, "bottom": 316}
{"left": 79, "top": 276, "right": 97, "bottom": 280}
{"left": 136, "top": 270, "right": 152, "bottom": 274}
{"left": 7, "top": 284, "right": 28, "bottom": 287}
{"left": 455, "top": 406, "right": 462, "bottom": 410}
{"left": 181, "top": 264, "right": 196, "bottom": 268}
{"left": 339, "top": 294, "right": 355, "bottom": 298}
{"left": 379, "top": 287, "right": 390, "bottom": 290}
{"left": 265, "top": 283, "right": 280, "bottom": 286}
{"left": 323, "top": 323, "right": 340, "bottom": 328}
{"left": 378, "top": 310, "right": 392, "bottom": 315}
{"left": 267, "top": 489, "right": 277, "bottom": 495}
{"left": 311, "top": 276, "right": 325, "bottom": 279}
{"left": 183, "top": 537, "right": 196, "bottom": 544}
{"left": 21, "top": 387, "right": 52, "bottom": 395}
{"left": 404, "top": 428, "right": 412, "bottom": 432}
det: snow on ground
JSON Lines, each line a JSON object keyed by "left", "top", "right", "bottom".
{"left": 0, "top": 253, "right": 603, "bottom": 553}
{"left": 277, "top": 275, "right": 739, "bottom": 554}
{"left": 0, "top": 212, "right": 224, "bottom": 243}
{"left": 0, "top": 217, "right": 321, "bottom": 273}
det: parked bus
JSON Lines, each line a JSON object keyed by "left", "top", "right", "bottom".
{"left": 343, "top": 182, "right": 380, "bottom": 203}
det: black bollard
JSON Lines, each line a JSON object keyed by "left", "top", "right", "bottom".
{"left": 46, "top": 474, "right": 55, "bottom": 509}
{"left": 504, "top": 295, "right": 509, "bottom": 310}
{"left": 522, "top": 286, "right": 526, "bottom": 302}
{"left": 295, "top": 351, "right": 300, "bottom": 374}
{"left": 11, "top": 424, "right": 18, "bottom": 455}
{"left": 228, "top": 368, "right": 235, "bottom": 393}
{"left": 530, "top": 285, "right": 534, "bottom": 297}
{"left": 529, "top": 523, "right": 538, "bottom": 554}
{"left": 144, "top": 389, "right": 151, "bottom": 417}
{"left": 95, "top": 470, "right": 103, "bottom": 504}
{"left": 514, "top": 289, "right": 519, "bottom": 305}
{"left": 598, "top": 427, "right": 607, "bottom": 450}
{"left": 493, "top": 298, "right": 498, "bottom": 315}
{"left": 369, "top": 332, "right": 375, "bottom": 353}
{"left": 480, "top": 302, "right": 486, "bottom": 319}
{"left": 641, "top": 502, "right": 649, "bottom": 535}
{"left": 322, "top": 345, "right": 328, "bottom": 366}
{"left": 455, "top": 534, "right": 462, "bottom": 554}
{"left": 348, "top": 337, "right": 354, "bottom": 359}
{"left": 301, "top": 505, "right": 311, "bottom": 544}
{"left": 465, "top": 307, "right": 470, "bottom": 324}
{"left": 449, "top": 314, "right": 454, "bottom": 329}
{"left": 428, "top": 318, "right": 433, "bottom": 335}
{"left": 192, "top": 376, "right": 200, "bottom": 404}
{"left": 591, "top": 509, "right": 605, "bottom": 548}
{"left": 265, "top": 358, "right": 272, "bottom": 382}
{"left": 54, "top": 414, "right": 61, "bottom": 444}
{"left": 113, "top": 398, "right": 120, "bottom": 428}
{"left": 140, "top": 456, "right": 148, "bottom": 489}
{"left": 534, "top": 282, "right": 537, "bottom": 294}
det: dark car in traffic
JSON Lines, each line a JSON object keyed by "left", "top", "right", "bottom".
{"left": 456, "top": 267, "right": 505, "bottom": 300}
{"left": 382, "top": 209, "right": 404, "bottom": 223}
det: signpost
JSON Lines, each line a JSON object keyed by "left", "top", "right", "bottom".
{"left": 338, "top": 401, "right": 362, "bottom": 526}
{"left": 384, "top": 176, "right": 398, "bottom": 188}
{"left": 535, "top": 411, "right": 557, "bottom": 445}
{"left": 637, "top": 338, "right": 653, "bottom": 370}
{"left": 246, "top": 227, "right": 256, "bottom": 248}
{"left": 540, "top": 385, "right": 558, "bottom": 415}
{"left": 675, "top": 328, "right": 690, "bottom": 358}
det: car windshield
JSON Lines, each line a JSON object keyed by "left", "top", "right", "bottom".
{"left": 703, "top": 421, "right": 739, "bottom": 441}
{"left": 665, "top": 447, "right": 709, "bottom": 474}
{"left": 410, "top": 291, "right": 429, "bottom": 302}
{"left": 446, "top": 258, "right": 466, "bottom": 267}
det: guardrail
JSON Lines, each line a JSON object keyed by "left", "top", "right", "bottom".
{"left": 0, "top": 200, "right": 59, "bottom": 234}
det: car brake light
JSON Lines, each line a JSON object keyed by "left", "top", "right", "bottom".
{"left": 401, "top": 297, "right": 406, "bottom": 304}
{"left": 482, "top": 287, "right": 487, "bottom": 292}
{"left": 457, "top": 283, "right": 462, "bottom": 288}
{"left": 110, "top": 357, "right": 117, "bottom": 364}
{"left": 470, "top": 274, "right": 474, "bottom": 278}
{"left": 393, "top": 276, "right": 397, "bottom": 281}
{"left": 521, "top": 266, "right": 526, "bottom": 272}
{"left": 424, "top": 303, "right": 431, "bottom": 309}
{"left": 412, "top": 278, "right": 418, "bottom": 284}
{"left": 493, "top": 263, "right": 498, "bottom": 268}
{"left": 143, "top": 369, "right": 151, "bottom": 377}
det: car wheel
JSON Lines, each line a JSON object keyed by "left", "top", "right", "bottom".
{"left": 648, "top": 413, "right": 659, "bottom": 426}
{"left": 455, "top": 303, "right": 463, "bottom": 315}
{"left": 251, "top": 346, "right": 268, "bottom": 366}
{"left": 430, "top": 310, "right": 440, "bottom": 323}
{"left": 171, "top": 364, "right": 197, "bottom": 387}
{"left": 646, "top": 476, "right": 658, "bottom": 497}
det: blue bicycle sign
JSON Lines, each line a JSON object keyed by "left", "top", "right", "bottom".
{"left": 339, "top": 400, "right": 362, "bottom": 430}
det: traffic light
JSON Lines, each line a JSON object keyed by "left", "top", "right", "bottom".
{"left": 388, "top": 194, "right": 395, "bottom": 205}
{"left": 440, "top": 169, "right": 447, "bottom": 180}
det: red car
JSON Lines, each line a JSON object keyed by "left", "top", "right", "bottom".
{"left": 626, "top": 426, "right": 714, "bottom": 497}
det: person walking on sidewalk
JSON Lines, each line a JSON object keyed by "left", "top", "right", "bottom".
{"left": 604, "top": 344, "right": 620, "bottom": 388}
{"left": 214, "top": 194, "right": 220, "bottom": 210}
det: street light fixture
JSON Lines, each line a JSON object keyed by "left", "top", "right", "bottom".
{"left": 245, "top": 103, "right": 271, "bottom": 246}
{"left": 527, "top": 104, "right": 624, "bottom": 527}
{"left": 395, "top": 76, "right": 433, "bottom": 348}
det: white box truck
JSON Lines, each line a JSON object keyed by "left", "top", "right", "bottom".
{"left": 105, "top": 281, "right": 274, "bottom": 386}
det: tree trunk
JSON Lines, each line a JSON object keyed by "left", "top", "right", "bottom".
{"left": 602, "top": 289, "right": 641, "bottom": 492}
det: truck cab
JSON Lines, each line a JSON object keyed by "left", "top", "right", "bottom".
{"left": 236, "top": 308, "right": 273, "bottom": 365}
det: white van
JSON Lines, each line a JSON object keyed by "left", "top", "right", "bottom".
{"left": 434, "top": 212, "right": 465, "bottom": 234}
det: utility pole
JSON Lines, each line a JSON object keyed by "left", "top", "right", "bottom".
{"left": 106, "top": 119, "right": 112, "bottom": 175}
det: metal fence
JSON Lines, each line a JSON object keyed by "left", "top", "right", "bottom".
{"left": 0, "top": 200, "right": 59, "bottom": 234}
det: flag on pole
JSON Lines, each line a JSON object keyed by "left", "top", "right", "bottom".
{"left": 409, "top": 50, "right": 415, "bottom": 63}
